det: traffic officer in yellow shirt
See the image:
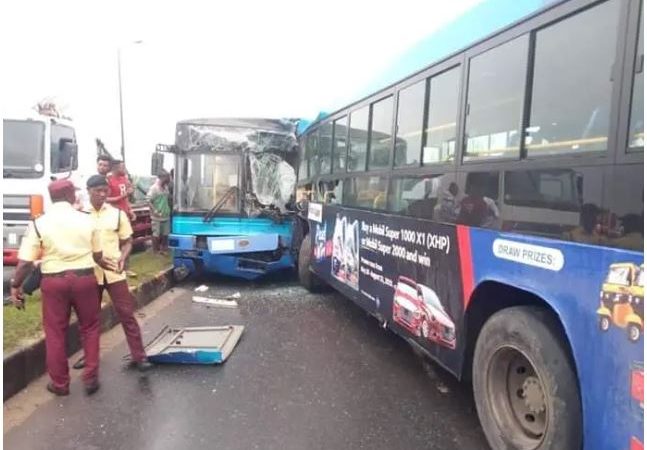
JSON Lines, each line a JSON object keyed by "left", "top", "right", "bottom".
{"left": 10, "top": 179, "right": 114, "bottom": 396}
{"left": 78, "top": 175, "right": 152, "bottom": 371}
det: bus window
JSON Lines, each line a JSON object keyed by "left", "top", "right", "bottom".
{"left": 319, "top": 179, "right": 342, "bottom": 204}
{"left": 319, "top": 122, "right": 333, "bottom": 174}
{"left": 464, "top": 36, "right": 527, "bottom": 160}
{"left": 395, "top": 80, "right": 425, "bottom": 167}
{"left": 604, "top": 164, "right": 643, "bottom": 251}
{"left": 368, "top": 96, "right": 394, "bottom": 170}
{"left": 526, "top": 0, "right": 621, "bottom": 156}
{"left": 343, "top": 176, "right": 388, "bottom": 210}
{"left": 423, "top": 66, "right": 461, "bottom": 164}
{"left": 348, "top": 106, "right": 369, "bottom": 172}
{"left": 333, "top": 116, "right": 348, "bottom": 173}
{"left": 388, "top": 174, "right": 451, "bottom": 221}
{"left": 629, "top": 3, "right": 644, "bottom": 150}
{"left": 306, "top": 131, "right": 319, "bottom": 177}
{"left": 456, "top": 171, "right": 500, "bottom": 228}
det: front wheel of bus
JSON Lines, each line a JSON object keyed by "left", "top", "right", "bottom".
{"left": 473, "top": 306, "right": 581, "bottom": 450}
{"left": 298, "top": 235, "right": 326, "bottom": 293}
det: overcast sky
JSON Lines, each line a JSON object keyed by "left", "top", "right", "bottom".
{"left": 2, "top": 0, "right": 482, "bottom": 175}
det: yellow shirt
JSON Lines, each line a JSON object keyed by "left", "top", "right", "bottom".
{"left": 18, "top": 201, "right": 101, "bottom": 273}
{"left": 86, "top": 203, "right": 133, "bottom": 285}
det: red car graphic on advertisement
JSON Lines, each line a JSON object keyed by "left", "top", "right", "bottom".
{"left": 392, "top": 276, "right": 456, "bottom": 349}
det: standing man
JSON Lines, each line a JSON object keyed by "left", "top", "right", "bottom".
{"left": 78, "top": 175, "right": 152, "bottom": 371}
{"left": 75, "top": 155, "right": 114, "bottom": 211}
{"left": 9, "top": 180, "right": 113, "bottom": 396}
{"left": 107, "top": 159, "right": 137, "bottom": 277}
{"left": 107, "top": 159, "right": 136, "bottom": 222}
{"left": 97, "top": 154, "right": 112, "bottom": 176}
{"left": 147, "top": 170, "right": 171, "bottom": 254}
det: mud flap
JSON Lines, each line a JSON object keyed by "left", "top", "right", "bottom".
{"left": 145, "top": 325, "right": 244, "bottom": 364}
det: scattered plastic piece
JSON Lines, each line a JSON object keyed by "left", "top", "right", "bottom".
{"left": 194, "top": 285, "right": 209, "bottom": 293}
{"left": 192, "top": 296, "right": 238, "bottom": 308}
{"left": 145, "top": 325, "right": 244, "bottom": 364}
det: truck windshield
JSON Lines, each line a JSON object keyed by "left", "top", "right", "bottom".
{"left": 177, "top": 153, "right": 240, "bottom": 213}
{"left": 3, "top": 120, "right": 45, "bottom": 178}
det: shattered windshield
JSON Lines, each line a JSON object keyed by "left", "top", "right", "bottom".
{"left": 174, "top": 121, "right": 298, "bottom": 215}
{"left": 249, "top": 153, "right": 296, "bottom": 211}
{"left": 177, "top": 153, "right": 240, "bottom": 212}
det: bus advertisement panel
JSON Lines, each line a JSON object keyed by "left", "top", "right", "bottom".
{"left": 306, "top": 202, "right": 643, "bottom": 450}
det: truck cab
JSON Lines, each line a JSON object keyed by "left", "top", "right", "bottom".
{"left": 3, "top": 110, "right": 79, "bottom": 265}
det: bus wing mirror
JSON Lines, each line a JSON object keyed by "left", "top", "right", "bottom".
{"left": 151, "top": 153, "right": 164, "bottom": 175}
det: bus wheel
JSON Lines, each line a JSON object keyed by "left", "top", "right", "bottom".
{"left": 298, "top": 235, "right": 326, "bottom": 293}
{"left": 627, "top": 323, "right": 641, "bottom": 342}
{"left": 473, "top": 306, "right": 581, "bottom": 450}
{"left": 598, "top": 316, "right": 610, "bottom": 332}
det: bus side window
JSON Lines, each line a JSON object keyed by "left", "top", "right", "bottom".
{"left": 456, "top": 171, "right": 500, "bottom": 228}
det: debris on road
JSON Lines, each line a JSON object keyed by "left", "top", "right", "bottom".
{"left": 145, "top": 325, "right": 244, "bottom": 364}
{"left": 194, "top": 285, "right": 209, "bottom": 293}
{"left": 192, "top": 296, "right": 238, "bottom": 308}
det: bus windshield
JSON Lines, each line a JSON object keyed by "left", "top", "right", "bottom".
{"left": 177, "top": 153, "right": 241, "bottom": 213}
{"left": 3, "top": 120, "right": 45, "bottom": 178}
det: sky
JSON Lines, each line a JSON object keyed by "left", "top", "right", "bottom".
{"left": 2, "top": 0, "right": 483, "bottom": 176}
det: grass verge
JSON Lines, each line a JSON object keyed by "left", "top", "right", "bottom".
{"left": 3, "top": 251, "right": 171, "bottom": 353}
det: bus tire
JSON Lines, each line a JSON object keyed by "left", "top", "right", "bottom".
{"left": 473, "top": 306, "right": 582, "bottom": 450}
{"left": 298, "top": 235, "right": 326, "bottom": 292}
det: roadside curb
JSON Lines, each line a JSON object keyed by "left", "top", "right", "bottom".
{"left": 3, "top": 267, "right": 175, "bottom": 401}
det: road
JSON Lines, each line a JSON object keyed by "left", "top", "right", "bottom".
{"left": 3, "top": 276, "right": 488, "bottom": 450}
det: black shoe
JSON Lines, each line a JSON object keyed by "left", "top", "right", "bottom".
{"left": 72, "top": 357, "right": 85, "bottom": 370}
{"left": 84, "top": 381, "right": 100, "bottom": 396}
{"left": 46, "top": 382, "right": 70, "bottom": 396}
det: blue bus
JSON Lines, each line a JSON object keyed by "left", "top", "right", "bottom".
{"left": 155, "top": 118, "right": 300, "bottom": 280}
{"left": 294, "top": 1, "right": 644, "bottom": 449}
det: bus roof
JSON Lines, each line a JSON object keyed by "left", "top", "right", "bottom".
{"left": 177, "top": 118, "right": 297, "bottom": 134}
{"left": 300, "top": 0, "right": 563, "bottom": 135}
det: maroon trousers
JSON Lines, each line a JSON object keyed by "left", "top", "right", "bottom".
{"left": 41, "top": 273, "right": 100, "bottom": 390}
{"left": 100, "top": 280, "right": 146, "bottom": 362}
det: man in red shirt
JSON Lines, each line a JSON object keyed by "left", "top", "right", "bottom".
{"left": 107, "top": 159, "right": 136, "bottom": 222}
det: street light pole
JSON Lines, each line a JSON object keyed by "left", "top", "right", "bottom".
{"left": 117, "top": 40, "right": 142, "bottom": 164}
{"left": 117, "top": 47, "right": 126, "bottom": 163}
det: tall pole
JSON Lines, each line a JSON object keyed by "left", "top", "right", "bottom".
{"left": 117, "top": 47, "right": 126, "bottom": 163}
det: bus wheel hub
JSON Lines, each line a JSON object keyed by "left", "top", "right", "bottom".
{"left": 522, "top": 377, "right": 545, "bottom": 414}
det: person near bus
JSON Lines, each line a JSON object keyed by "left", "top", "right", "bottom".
{"left": 107, "top": 159, "right": 136, "bottom": 222}
{"left": 146, "top": 170, "right": 172, "bottom": 254}
{"left": 434, "top": 182, "right": 462, "bottom": 223}
{"left": 107, "top": 159, "right": 138, "bottom": 277}
{"left": 612, "top": 213, "right": 643, "bottom": 251}
{"left": 563, "top": 203, "right": 607, "bottom": 245}
{"left": 75, "top": 175, "right": 152, "bottom": 372}
{"left": 9, "top": 179, "right": 115, "bottom": 396}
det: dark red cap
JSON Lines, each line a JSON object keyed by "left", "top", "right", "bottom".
{"left": 48, "top": 179, "right": 77, "bottom": 198}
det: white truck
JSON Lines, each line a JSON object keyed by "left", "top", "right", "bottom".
{"left": 3, "top": 107, "right": 80, "bottom": 265}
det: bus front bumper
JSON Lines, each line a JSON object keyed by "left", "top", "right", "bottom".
{"left": 169, "top": 233, "right": 295, "bottom": 280}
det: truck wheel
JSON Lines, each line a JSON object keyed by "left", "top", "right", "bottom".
{"left": 598, "top": 316, "right": 610, "bottom": 332}
{"left": 298, "top": 235, "right": 327, "bottom": 292}
{"left": 627, "top": 323, "right": 641, "bottom": 342}
{"left": 473, "top": 306, "right": 582, "bottom": 450}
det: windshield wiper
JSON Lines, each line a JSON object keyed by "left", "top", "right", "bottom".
{"left": 203, "top": 186, "right": 239, "bottom": 223}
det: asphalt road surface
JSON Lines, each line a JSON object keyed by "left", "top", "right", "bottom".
{"left": 4, "top": 275, "right": 488, "bottom": 450}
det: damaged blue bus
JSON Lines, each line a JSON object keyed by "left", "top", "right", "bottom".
{"left": 154, "top": 118, "right": 300, "bottom": 280}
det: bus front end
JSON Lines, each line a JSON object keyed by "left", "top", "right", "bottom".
{"left": 164, "top": 119, "right": 299, "bottom": 280}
